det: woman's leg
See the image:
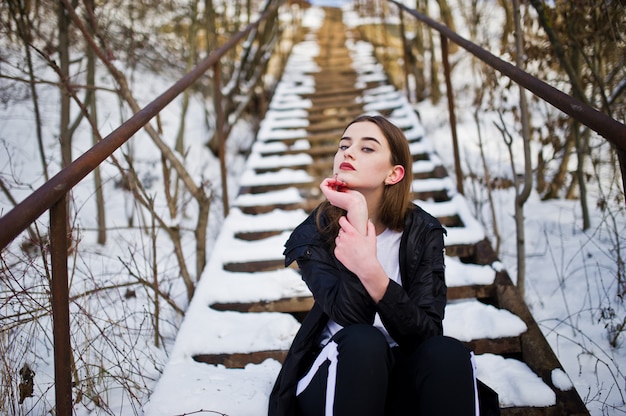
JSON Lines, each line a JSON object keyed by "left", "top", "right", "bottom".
{"left": 387, "top": 336, "right": 478, "bottom": 416}
{"left": 297, "top": 324, "right": 393, "bottom": 416}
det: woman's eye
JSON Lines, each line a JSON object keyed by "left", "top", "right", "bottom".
{"left": 339, "top": 144, "right": 349, "bottom": 150}
{"left": 362, "top": 147, "right": 374, "bottom": 153}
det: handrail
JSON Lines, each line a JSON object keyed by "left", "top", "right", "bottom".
{"left": 0, "top": 2, "right": 281, "bottom": 250}
{"left": 387, "top": 0, "right": 626, "bottom": 174}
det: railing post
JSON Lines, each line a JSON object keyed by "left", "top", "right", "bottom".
{"left": 440, "top": 33, "right": 464, "bottom": 195}
{"left": 50, "top": 196, "right": 73, "bottom": 415}
{"left": 214, "top": 61, "right": 229, "bottom": 217}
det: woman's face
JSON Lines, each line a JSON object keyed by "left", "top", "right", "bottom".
{"left": 333, "top": 121, "right": 404, "bottom": 192}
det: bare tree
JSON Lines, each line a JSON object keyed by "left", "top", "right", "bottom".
{"left": 511, "top": 0, "right": 533, "bottom": 296}
{"left": 58, "top": 1, "right": 72, "bottom": 169}
{"left": 84, "top": 0, "right": 106, "bottom": 245}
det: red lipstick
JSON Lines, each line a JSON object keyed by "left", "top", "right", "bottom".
{"left": 339, "top": 162, "right": 355, "bottom": 171}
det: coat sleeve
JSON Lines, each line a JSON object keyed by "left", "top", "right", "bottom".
{"left": 284, "top": 217, "right": 377, "bottom": 327}
{"left": 375, "top": 220, "right": 447, "bottom": 348}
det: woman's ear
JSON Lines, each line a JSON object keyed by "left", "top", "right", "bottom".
{"left": 385, "top": 165, "right": 405, "bottom": 185}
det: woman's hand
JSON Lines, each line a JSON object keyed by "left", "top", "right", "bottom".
{"left": 334, "top": 217, "right": 389, "bottom": 302}
{"left": 320, "top": 175, "right": 368, "bottom": 235}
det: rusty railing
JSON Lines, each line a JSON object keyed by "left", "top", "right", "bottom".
{"left": 0, "top": 1, "right": 284, "bottom": 414}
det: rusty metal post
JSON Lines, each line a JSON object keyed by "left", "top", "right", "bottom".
{"left": 50, "top": 196, "right": 73, "bottom": 415}
{"left": 214, "top": 61, "right": 229, "bottom": 217}
{"left": 440, "top": 34, "right": 464, "bottom": 195}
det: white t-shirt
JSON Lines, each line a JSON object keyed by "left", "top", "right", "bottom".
{"left": 319, "top": 227, "right": 403, "bottom": 347}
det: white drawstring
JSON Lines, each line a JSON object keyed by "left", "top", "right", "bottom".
{"left": 470, "top": 351, "right": 480, "bottom": 416}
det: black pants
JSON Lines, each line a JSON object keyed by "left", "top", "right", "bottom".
{"left": 296, "top": 324, "right": 479, "bottom": 416}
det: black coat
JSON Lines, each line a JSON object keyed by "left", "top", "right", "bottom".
{"left": 268, "top": 203, "right": 447, "bottom": 416}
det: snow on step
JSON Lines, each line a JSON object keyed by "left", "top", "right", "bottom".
{"left": 239, "top": 168, "right": 313, "bottom": 187}
{"left": 252, "top": 139, "right": 311, "bottom": 155}
{"left": 228, "top": 208, "right": 307, "bottom": 233}
{"left": 411, "top": 176, "right": 457, "bottom": 194}
{"left": 445, "top": 255, "right": 495, "bottom": 287}
{"left": 173, "top": 309, "right": 298, "bottom": 356}
{"left": 408, "top": 139, "right": 435, "bottom": 155}
{"left": 268, "top": 96, "right": 312, "bottom": 111}
{"left": 145, "top": 358, "right": 281, "bottom": 416}
{"left": 234, "top": 187, "right": 304, "bottom": 208}
{"left": 361, "top": 88, "right": 403, "bottom": 104}
{"left": 220, "top": 232, "right": 289, "bottom": 264}
{"left": 247, "top": 152, "right": 313, "bottom": 171}
{"left": 413, "top": 158, "right": 440, "bottom": 174}
{"left": 205, "top": 268, "right": 310, "bottom": 305}
{"left": 419, "top": 194, "right": 487, "bottom": 246}
{"left": 262, "top": 108, "right": 309, "bottom": 120}
{"left": 444, "top": 299, "right": 527, "bottom": 341}
{"left": 258, "top": 115, "right": 309, "bottom": 130}
{"left": 476, "top": 354, "right": 558, "bottom": 408}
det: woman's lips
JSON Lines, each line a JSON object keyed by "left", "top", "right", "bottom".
{"left": 339, "top": 162, "right": 355, "bottom": 171}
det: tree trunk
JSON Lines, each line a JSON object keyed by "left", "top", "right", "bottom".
{"left": 411, "top": 1, "right": 426, "bottom": 101}
{"left": 513, "top": 0, "right": 533, "bottom": 296}
{"left": 428, "top": 22, "right": 441, "bottom": 104}
{"left": 497, "top": 0, "right": 513, "bottom": 55}
{"left": 435, "top": 0, "right": 457, "bottom": 53}
{"left": 85, "top": 0, "right": 106, "bottom": 245}
{"left": 58, "top": 2, "right": 72, "bottom": 168}
{"left": 569, "top": 43, "right": 591, "bottom": 229}
{"left": 473, "top": 95, "right": 501, "bottom": 256}
{"left": 543, "top": 134, "right": 574, "bottom": 200}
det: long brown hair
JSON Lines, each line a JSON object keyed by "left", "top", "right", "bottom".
{"left": 316, "top": 115, "right": 413, "bottom": 243}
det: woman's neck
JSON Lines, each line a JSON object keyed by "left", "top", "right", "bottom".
{"left": 363, "top": 189, "right": 386, "bottom": 235}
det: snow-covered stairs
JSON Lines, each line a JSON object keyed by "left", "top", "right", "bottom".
{"left": 145, "top": 7, "right": 588, "bottom": 416}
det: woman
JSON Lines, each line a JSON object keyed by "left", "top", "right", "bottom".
{"left": 269, "top": 115, "right": 489, "bottom": 416}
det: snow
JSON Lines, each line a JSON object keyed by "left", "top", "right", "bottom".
{"left": 1, "top": 1, "right": 624, "bottom": 416}
{"left": 239, "top": 168, "right": 313, "bottom": 187}
{"left": 146, "top": 359, "right": 281, "bottom": 416}
{"left": 234, "top": 187, "right": 304, "bottom": 207}
{"left": 475, "top": 353, "right": 557, "bottom": 408}
{"left": 552, "top": 368, "right": 575, "bottom": 391}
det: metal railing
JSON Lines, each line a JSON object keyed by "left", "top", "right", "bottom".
{"left": 0, "top": 1, "right": 283, "bottom": 414}
{"left": 387, "top": 0, "right": 626, "bottom": 197}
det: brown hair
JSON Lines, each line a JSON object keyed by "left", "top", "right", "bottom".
{"left": 316, "top": 115, "right": 413, "bottom": 243}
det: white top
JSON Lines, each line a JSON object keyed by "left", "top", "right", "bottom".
{"left": 319, "top": 228, "right": 403, "bottom": 347}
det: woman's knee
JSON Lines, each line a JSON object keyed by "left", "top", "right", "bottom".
{"left": 401, "top": 336, "right": 477, "bottom": 415}
{"left": 333, "top": 324, "right": 391, "bottom": 360}
{"left": 415, "top": 335, "right": 471, "bottom": 366}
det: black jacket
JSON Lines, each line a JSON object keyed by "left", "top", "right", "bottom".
{"left": 268, "top": 203, "right": 447, "bottom": 416}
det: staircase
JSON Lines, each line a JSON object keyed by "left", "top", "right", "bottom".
{"left": 145, "top": 7, "right": 589, "bottom": 416}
